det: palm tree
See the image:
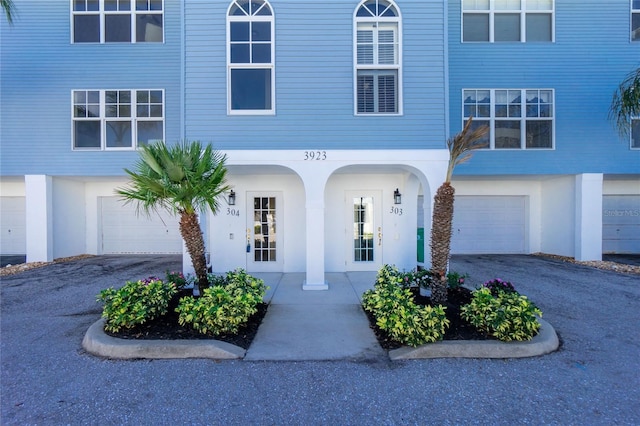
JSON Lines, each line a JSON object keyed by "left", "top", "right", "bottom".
{"left": 1, "top": 0, "right": 15, "bottom": 24}
{"left": 609, "top": 67, "right": 640, "bottom": 138}
{"left": 430, "top": 118, "right": 488, "bottom": 304}
{"left": 116, "top": 141, "right": 231, "bottom": 294}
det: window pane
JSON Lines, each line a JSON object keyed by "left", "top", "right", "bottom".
{"left": 633, "top": 14, "right": 640, "bottom": 41}
{"left": 463, "top": 14, "right": 489, "bottom": 41}
{"left": 105, "top": 15, "right": 132, "bottom": 42}
{"left": 74, "top": 15, "right": 100, "bottom": 42}
{"left": 632, "top": 119, "right": 640, "bottom": 148}
{"left": 634, "top": 1, "right": 640, "bottom": 8}
{"left": 357, "top": 45, "right": 374, "bottom": 64}
{"left": 495, "top": 13, "right": 520, "bottom": 41}
{"left": 230, "top": 69, "right": 272, "bottom": 110}
{"left": 463, "top": 0, "right": 489, "bottom": 10}
{"left": 526, "top": 121, "right": 552, "bottom": 148}
{"left": 231, "top": 44, "right": 250, "bottom": 63}
{"left": 526, "top": 0, "right": 553, "bottom": 10}
{"left": 137, "top": 121, "right": 163, "bottom": 147}
{"left": 106, "top": 121, "right": 132, "bottom": 147}
{"left": 252, "top": 22, "right": 270, "bottom": 41}
{"left": 378, "top": 74, "right": 397, "bottom": 113}
{"left": 526, "top": 14, "right": 552, "bottom": 41}
{"left": 357, "top": 75, "right": 374, "bottom": 113}
{"left": 74, "top": 121, "right": 101, "bottom": 148}
{"left": 252, "top": 44, "right": 271, "bottom": 63}
{"left": 230, "top": 22, "right": 250, "bottom": 41}
{"left": 137, "top": 15, "right": 163, "bottom": 42}
{"left": 150, "top": 105, "right": 162, "bottom": 117}
{"left": 466, "top": 119, "right": 490, "bottom": 148}
{"left": 495, "top": 0, "right": 521, "bottom": 10}
{"left": 495, "top": 121, "right": 521, "bottom": 148}
{"left": 378, "top": 29, "right": 396, "bottom": 64}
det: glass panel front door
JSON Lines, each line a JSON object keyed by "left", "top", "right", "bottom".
{"left": 353, "top": 196, "right": 374, "bottom": 262}
{"left": 247, "top": 192, "right": 282, "bottom": 272}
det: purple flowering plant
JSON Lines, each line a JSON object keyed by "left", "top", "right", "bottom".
{"left": 166, "top": 270, "right": 187, "bottom": 289}
{"left": 482, "top": 278, "right": 517, "bottom": 296}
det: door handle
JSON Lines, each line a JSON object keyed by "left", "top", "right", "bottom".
{"left": 378, "top": 227, "right": 382, "bottom": 246}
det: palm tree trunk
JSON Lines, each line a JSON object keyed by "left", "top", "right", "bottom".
{"left": 430, "top": 182, "right": 455, "bottom": 304}
{"left": 179, "top": 211, "right": 209, "bottom": 294}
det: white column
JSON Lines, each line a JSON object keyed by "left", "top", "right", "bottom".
{"left": 302, "top": 176, "right": 328, "bottom": 290}
{"left": 575, "top": 173, "right": 603, "bottom": 261}
{"left": 25, "top": 175, "right": 53, "bottom": 262}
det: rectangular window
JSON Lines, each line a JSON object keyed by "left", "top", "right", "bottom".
{"left": 462, "top": 0, "right": 554, "bottom": 42}
{"left": 72, "top": 89, "right": 164, "bottom": 150}
{"left": 633, "top": 1, "right": 640, "bottom": 41}
{"left": 463, "top": 88, "right": 554, "bottom": 149}
{"left": 355, "top": 23, "right": 400, "bottom": 114}
{"left": 71, "top": 0, "right": 163, "bottom": 43}
{"left": 632, "top": 118, "right": 640, "bottom": 149}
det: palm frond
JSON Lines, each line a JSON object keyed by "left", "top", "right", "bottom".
{"left": 609, "top": 67, "right": 640, "bottom": 138}
{"left": 445, "top": 117, "right": 489, "bottom": 182}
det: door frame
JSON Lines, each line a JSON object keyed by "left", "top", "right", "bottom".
{"left": 345, "top": 190, "right": 383, "bottom": 271}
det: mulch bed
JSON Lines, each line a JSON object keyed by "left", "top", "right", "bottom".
{"left": 366, "top": 286, "right": 494, "bottom": 350}
{"left": 105, "top": 289, "right": 267, "bottom": 350}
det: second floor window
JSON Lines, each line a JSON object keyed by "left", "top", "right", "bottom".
{"left": 227, "top": 0, "right": 275, "bottom": 114}
{"left": 463, "top": 0, "right": 554, "bottom": 42}
{"left": 463, "top": 88, "right": 554, "bottom": 149}
{"left": 633, "top": 1, "right": 640, "bottom": 41}
{"left": 72, "top": 0, "right": 164, "bottom": 43}
{"left": 354, "top": 0, "right": 402, "bottom": 115}
{"left": 632, "top": 118, "right": 639, "bottom": 148}
{"left": 72, "top": 89, "right": 164, "bottom": 150}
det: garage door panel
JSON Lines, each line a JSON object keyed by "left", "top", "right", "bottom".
{"left": 100, "top": 197, "right": 182, "bottom": 254}
{"left": 452, "top": 196, "right": 526, "bottom": 254}
{"left": 0, "top": 197, "right": 26, "bottom": 254}
{"left": 603, "top": 195, "right": 640, "bottom": 254}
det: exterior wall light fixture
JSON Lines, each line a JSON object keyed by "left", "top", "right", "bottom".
{"left": 228, "top": 190, "right": 236, "bottom": 206}
{"left": 394, "top": 188, "right": 402, "bottom": 205}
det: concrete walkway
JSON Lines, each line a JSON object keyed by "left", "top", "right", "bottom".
{"left": 245, "top": 272, "right": 384, "bottom": 361}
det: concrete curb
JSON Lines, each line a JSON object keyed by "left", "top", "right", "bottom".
{"left": 389, "top": 318, "right": 559, "bottom": 360}
{"left": 82, "top": 318, "right": 246, "bottom": 360}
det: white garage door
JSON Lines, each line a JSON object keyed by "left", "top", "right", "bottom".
{"left": 0, "top": 197, "right": 26, "bottom": 254}
{"left": 100, "top": 197, "right": 182, "bottom": 254}
{"left": 451, "top": 196, "right": 527, "bottom": 254}
{"left": 603, "top": 195, "right": 640, "bottom": 254}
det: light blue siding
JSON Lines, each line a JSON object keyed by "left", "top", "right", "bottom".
{"left": 0, "top": 0, "right": 183, "bottom": 176}
{"left": 448, "top": 1, "right": 640, "bottom": 175}
{"left": 184, "top": 0, "right": 448, "bottom": 150}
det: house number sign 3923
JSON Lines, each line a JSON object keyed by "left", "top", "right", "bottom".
{"left": 303, "top": 151, "right": 327, "bottom": 160}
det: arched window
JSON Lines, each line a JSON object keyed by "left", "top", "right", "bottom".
{"left": 227, "top": 0, "right": 274, "bottom": 114}
{"left": 354, "top": 0, "right": 401, "bottom": 115}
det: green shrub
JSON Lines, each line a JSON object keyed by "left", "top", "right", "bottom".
{"left": 176, "top": 269, "right": 267, "bottom": 336}
{"left": 363, "top": 265, "right": 449, "bottom": 347}
{"left": 165, "top": 270, "right": 187, "bottom": 289}
{"left": 97, "top": 279, "right": 177, "bottom": 333}
{"left": 460, "top": 287, "right": 542, "bottom": 342}
{"left": 447, "top": 271, "right": 469, "bottom": 289}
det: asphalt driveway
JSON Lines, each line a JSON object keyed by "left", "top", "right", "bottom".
{"left": 1, "top": 254, "right": 639, "bottom": 425}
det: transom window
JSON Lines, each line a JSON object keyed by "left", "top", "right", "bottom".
{"left": 462, "top": 0, "right": 554, "bottom": 42}
{"left": 354, "top": 0, "right": 402, "bottom": 115}
{"left": 227, "top": 0, "right": 274, "bottom": 114}
{"left": 463, "top": 89, "right": 554, "bottom": 149}
{"left": 72, "top": 0, "right": 164, "bottom": 43}
{"left": 633, "top": 1, "right": 640, "bottom": 41}
{"left": 72, "top": 89, "right": 164, "bottom": 150}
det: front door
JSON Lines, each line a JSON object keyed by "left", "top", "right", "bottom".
{"left": 246, "top": 192, "right": 283, "bottom": 272}
{"left": 346, "top": 191, "right": 382, "bottom": 271}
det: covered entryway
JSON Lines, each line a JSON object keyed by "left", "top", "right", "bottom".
{"left": 99, "top": 196, "right": 182, "bottom": 254}
{"left": 0, "top": 196, "right": 26, "bottom": 255}
{"left": 451, "top": 196, "right": 527, "bottom": 254}
{"left": 603, "top": 195, "right": 640, "bottom": 254}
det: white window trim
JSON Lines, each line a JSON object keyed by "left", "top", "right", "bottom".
{"left": 70, "top": 0, "right": 164, "bottom": 44}
{"left": 353, "top": 0, "right": 403, "bottom": 116}
{"left": 71, "top": 89, "right": 165, "bottom": 151}
{"left": 462, "top": 88, "right": 555, "bottom": 150}
{"left": 226, "top": 0, "right": 276, "bottom": 116}
{"left": 461, "top": 0, "right": 555, "bottom": 43}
